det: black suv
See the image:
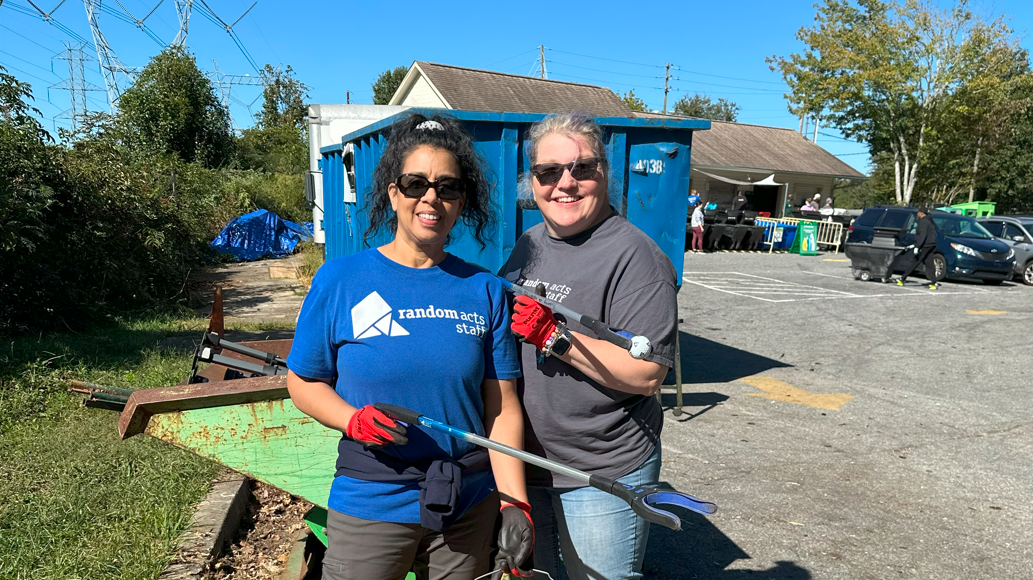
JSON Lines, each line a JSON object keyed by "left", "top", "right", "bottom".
{"left": 846, "top": 207, "right": 1014, "bottom": 284}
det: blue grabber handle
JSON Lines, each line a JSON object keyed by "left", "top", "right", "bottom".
{"left": 374, "top": 403, "right": 717, "bottom": 532}
{"left": 589, "top": 475, "right": 717, "bottom": 531}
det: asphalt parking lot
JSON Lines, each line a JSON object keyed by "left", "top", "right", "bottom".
{"left": 647, "top": 251, "right": 1032, "bottom": 580}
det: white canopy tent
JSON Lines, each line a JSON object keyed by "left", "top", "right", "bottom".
{"left": 692, "top": 168, "right": 784, "bottom": 187}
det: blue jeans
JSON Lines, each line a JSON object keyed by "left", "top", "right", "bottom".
{"left": 527, "top": 444, "right": 662, "bottom": 580}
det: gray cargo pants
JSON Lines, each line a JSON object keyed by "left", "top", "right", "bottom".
{"left": 321, "top": 492, "right": 499, "bottom": 580}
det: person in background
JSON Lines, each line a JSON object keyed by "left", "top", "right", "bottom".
{"left": 820, "top": 197, "right": 834, "bottom": 216}
{"left": 897, "top": 208, "right": 940, "bottom": 289}
{"left": 732, "top": 190, "right": 749, "bottom": 212}
{"left": 286, "top": 114, "right": 533, "bottom": 580}
{"left": 690, "top": 198, "right": 705, "bottom": 253}
{"left": 499, "top": 112, "right": 677, "bottom": 580}
{"left": 784, "top": 193, "right": 794, "bottom": 217}
{"left": 801, "top": 198, "right": 817, "bottom": 212}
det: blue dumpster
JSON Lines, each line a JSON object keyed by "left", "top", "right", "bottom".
{"left": 319, "top": 109, "right": 710, "bottom": 280}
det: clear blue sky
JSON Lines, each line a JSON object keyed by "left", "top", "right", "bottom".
{"left": 3, "top": 0, "right": 1033, "bottom": 174}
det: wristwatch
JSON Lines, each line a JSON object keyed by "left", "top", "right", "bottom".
{"left": 549, "top": 325, "right": 572, "bottom": 357}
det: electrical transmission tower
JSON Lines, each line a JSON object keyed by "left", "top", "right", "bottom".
{"left": 49, "top": 41, "right": 104, "bottom": 131}
{"left": 173, "top": 0, "right": 193, "bottom": 47}
{"left": 83, "top": 0, "right": 133, "bottom": 110}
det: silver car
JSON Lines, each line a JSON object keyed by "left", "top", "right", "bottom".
{"left": 978, "top": 216, "right": 1033, "bottom": 285}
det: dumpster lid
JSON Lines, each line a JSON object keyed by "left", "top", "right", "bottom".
{"left": 338, "top": 108, "right": 711, "bottom": 145}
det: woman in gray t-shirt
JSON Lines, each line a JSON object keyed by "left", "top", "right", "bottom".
{"left": 499, "top": 113, "right": 678, "bottom": 580}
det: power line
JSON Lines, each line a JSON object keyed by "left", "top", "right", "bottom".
{"left": 548, "top": 59, "right": 662, "bottom": 79}
{"left": 668, "top": 86, "right": 788, "bottom": 97}
{"left": 1, "top": 21, "right": 64, "bottom": 53}
{"left": 547, "top": 48, "right": 664, "bottom": 69}
{"left": 483, "top": 48, "right": 538, "bottom": 69}
{"left": 672, "top": 65, "right": 786, "bottom": 86}
{"left": 0, "top": 8, "right": 74, "bottom": 50}
{"left": 1, "top": 62, "right": 56, "bottom": 85}
{"left": 548, "top": 71, "right": 660, "bottom": 90}
{"left": 238, "top": 0, "right": 279, "bottom": 63}
{"left": 834, "top": 152, "right": 869, "bottom": 156}
{"left": 818, "top": 131, "right": 860, "bottom": 143}
{"left": 6, "top": 0, "right": 95, "bottom": 48}
{"left": 0, "top": 49, "right": 61, "bottom": 77}
{"left": 670, "top": 77, "right": 784, "bottom": 92}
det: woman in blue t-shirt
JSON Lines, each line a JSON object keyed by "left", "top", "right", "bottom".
{"left": 286, "top": 114, "right": 533, "bottom": 580}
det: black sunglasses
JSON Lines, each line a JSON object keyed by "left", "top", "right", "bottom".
{"left": 531, "top": 157, "right": 604, "bottom": 186}
{"left": 395, "top": 174, "right": 466, "bottom": 200}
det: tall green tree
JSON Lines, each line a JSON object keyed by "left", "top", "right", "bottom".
{"left": 235, "top": 64, "right": 310, "bottom": 174}
{"left": 117, "top": 47, "right": 233, "bottom": 168}
{"left": 372, "top": 66, "right": 409, "bottom": 105}
{"left": 672, "top": 93, "right": 739, "bottom": 121}
{"left": 620, "top": 90, "right": 648, "bottom": 112}
{"left": 258, "top": 64, "right": 309, "bottom": 130}
{"left": 768, "top": 0, "right": 1017, "bottom": 205}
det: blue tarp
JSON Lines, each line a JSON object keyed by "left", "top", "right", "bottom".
{"left": 210, "top": 209, "right": 314, "bottom": 261}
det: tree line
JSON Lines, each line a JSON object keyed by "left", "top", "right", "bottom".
{"left": 0, "top": 48, "right": 311, "bottom": 334}
{"left": 770, "top": 0, "right": 1033, "bottom": 212}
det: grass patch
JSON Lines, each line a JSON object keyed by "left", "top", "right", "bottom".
{"left": 294, "top": 241, "right": 325, "bottom": 288}
{"left": 0, "top": 311, "right": 295, "bottom": 580}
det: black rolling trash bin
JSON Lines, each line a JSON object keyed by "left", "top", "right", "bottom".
{"left": 845, "top": 242, "right": 906, "bottom": 282}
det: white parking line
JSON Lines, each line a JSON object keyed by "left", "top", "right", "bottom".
{"left": 683, "top": 271, "right": 995, "bottom": 302}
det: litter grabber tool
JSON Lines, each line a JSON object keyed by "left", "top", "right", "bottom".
{"left": 497, "top": 277, "right": 652, "bottom": 360}
{"left": 374, "top": 403, "right": 716, "bottom": 530}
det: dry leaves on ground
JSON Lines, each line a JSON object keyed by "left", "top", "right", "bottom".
{"left": 206, "top": 480, "right": 313, "bottom": 580}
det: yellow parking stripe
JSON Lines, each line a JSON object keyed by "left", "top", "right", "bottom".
{"left": 967, "top": 310, "right": 1006, "bottom": 315}
{"left": 740, "top": 376, "right": 853, "bottom": 411}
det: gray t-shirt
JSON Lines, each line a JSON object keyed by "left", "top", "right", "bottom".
{"left": 499, "top": 211, "right": 678, "bottom": 488}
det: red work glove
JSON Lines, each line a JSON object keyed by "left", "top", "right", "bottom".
{"left": 494, "top": 501, "right": 534, "bottom": 579}
{"left": 346, "top": 405, "right": 408, "bottom": 449}
{"left": 511, "top": 294, "right": 557, "bottom": 350}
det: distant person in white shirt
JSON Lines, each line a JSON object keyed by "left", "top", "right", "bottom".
{"left": 690, "top": 199, "right": 705, "bottom": 253}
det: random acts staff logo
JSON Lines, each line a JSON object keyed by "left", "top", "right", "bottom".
{"left": 352, "top": 292, "right": 409, "bottom": 339}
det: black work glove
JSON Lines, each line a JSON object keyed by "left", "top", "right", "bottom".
{"left": 493, "top": 502, "right": 534, "bottom": 578}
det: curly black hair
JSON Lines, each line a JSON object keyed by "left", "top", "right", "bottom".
{"left": 363, "top": 113, "right": 496, "bottom": 250}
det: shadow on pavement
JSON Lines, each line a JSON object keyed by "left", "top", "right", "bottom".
{"left": 677, "top": 331, "right": 792, "bottom": 384}
{"left": 660, "top": 332, "right": 791, "bottom": 420}
{"left": 644, "top": 510, "right": 812, "bottom": 579}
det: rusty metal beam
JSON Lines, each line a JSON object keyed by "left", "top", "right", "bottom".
{"left": 118, "top": 374, "right": 288, "bottom": 439}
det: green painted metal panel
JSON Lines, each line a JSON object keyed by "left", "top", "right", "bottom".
{"left": 145, "top": 399, "right": 339, "bottom": 508}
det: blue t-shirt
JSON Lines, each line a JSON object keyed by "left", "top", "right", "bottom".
{"left": 286, "top": 248, "right": 521, "bottom": 524}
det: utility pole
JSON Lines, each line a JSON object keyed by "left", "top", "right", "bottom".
{"left": 539, "top": 45, "right": 547, "bottom": 79}
{"left": 662, "top": 63, "right": 671, "bottom": 115}
{"left": 798, "top": 114, "right": 805, "bottom": 134}
{"left": 812, "top": 113, "right": 819, "bottom": 143}
{"left": 346, "top": 90, "right": 350, "bottom": 104}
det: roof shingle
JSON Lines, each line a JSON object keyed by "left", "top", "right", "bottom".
{"left": 689, "top": 119, "right": 864, "bottom": 179}
{"left": 414, "top": 61, "right": 632, "bottom": 117}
